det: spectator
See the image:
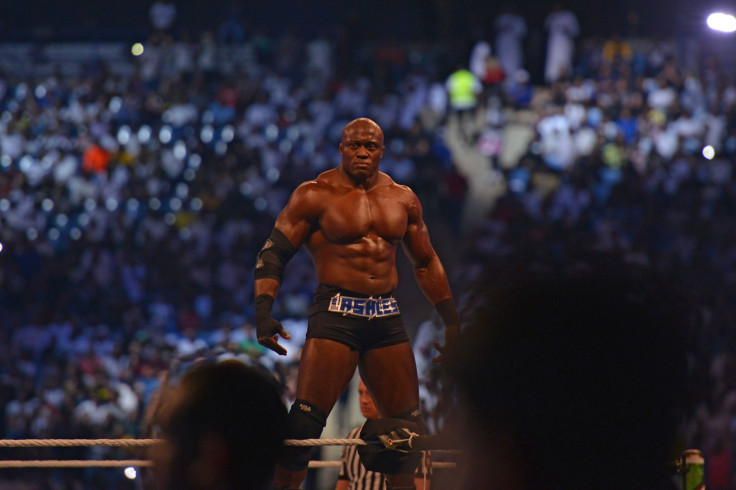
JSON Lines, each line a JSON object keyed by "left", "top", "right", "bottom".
{"left": 494, "top": 6, "right": 527, "bottom": 83}
{"left": 149, "top": 0, "right": 177, "bottom": 35}
{"left": 150, "top": 360, "right": 288, "bottom": 490}
{"left": 445, "top": 64, "right": 482, "bottom": 141}
{"left": 544, "top": 3, "right": 579, "bottom": 83}
{"left": 448, "top": 252, "right": 688, "bottom": 489}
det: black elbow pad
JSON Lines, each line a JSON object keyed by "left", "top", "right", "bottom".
{"left": 254, "top": 228, "right": 298, "bottom": 282}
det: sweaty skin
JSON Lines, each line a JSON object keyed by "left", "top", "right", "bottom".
{"left": 255, "top": 118, "right": 454, "bottom": 320}
{"left": 254, "top": 118, "right": 458, "bottom": 489}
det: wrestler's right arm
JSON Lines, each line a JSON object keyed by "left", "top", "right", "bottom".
{"left": 254, "top": 182, "right": 321, "bottom": 355}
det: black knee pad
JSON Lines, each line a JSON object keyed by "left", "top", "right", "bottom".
{"left": 358, "top": 407, "right": 425, "bottom": 475}
{"left": 395, "top": 408, "right": 427, "bottom": 435}
{"left": 279, "top": 399, "right": 327, "bottom": 471}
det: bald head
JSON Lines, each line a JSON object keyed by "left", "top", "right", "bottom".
{"left": 341, "top": 118, "right": 384, "bottom": 145}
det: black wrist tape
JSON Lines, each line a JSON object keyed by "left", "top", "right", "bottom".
{"left": 254, "top": 228, "right": 298, "bottom": 281}
{"left": 255, "top": 294, "right": 275, "bottom": 322}
{"left": 435, "top": 298, "right": 459, "bottom": 327}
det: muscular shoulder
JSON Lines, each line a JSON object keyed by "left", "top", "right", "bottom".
{"left": 282, "top": 178, "right": 331, "bottom": 219}
{"left": 381, "top": 174, "right": 421, "bottom": 211}
{"left": 312, "top": 168, "right": 342, "bottom": 187}
{"left": 375, "top": 171, "right": 416, "bottom": 195}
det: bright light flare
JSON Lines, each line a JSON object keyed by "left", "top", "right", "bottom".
{"left": 124, "top": 466, "right": 137, "bottom": 479}
{"left": 131, "top": 43, "right": 145, "bottom": 56}
{"left": 702, "top": 145, "right": 715, "bottom": 160}
{"left": 707, "top": 12, "right": 736, "bottom": 33}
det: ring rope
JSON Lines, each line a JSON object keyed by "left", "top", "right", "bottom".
{"left": 0, "top": 438, "right": 367, "bottom": 448}
{"left": 284, "top": 438, "right": 368, "bottom": 446}
{"left": 0, "top": 439, "right": 458, "bottom": 470}
{"left": 0, "top": 439, "right": 160, "bottom": 448}
{"left": 0, "top": 460, "right": 153, "bottom": 468}
{"left": 0, "top": 460, "right": 457, "bottom": 469}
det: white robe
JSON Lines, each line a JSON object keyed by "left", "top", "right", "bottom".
{"left": 494, "top": 13, "right": 527, "bottom": 78}
{"left": 469, "top": 41, "right": 491, "bottom": 80}
{"left": 544, "top": 10, "right": 579, "bottom": 83}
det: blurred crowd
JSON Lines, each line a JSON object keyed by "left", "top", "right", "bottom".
{"left": 1, "top": 3, "right": 736, "bottom": 488}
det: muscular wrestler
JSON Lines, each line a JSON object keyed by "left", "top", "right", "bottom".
{"left": 254, "top": 118, "right": 459, "bottom": 490}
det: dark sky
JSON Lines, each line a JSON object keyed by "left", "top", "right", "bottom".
{"left": 0, "top": 0, "right": 726, "bottom": 42}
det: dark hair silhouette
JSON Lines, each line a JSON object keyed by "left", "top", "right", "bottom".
{"left": 449, "top": 251, "right": 689, "bottom": 489}
{"left": 158, "top": 360, "right": 288, "bottom": 490}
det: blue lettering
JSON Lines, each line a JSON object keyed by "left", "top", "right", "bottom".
{"left": 365, "top": 299, "right": 376, "bottom": 318}
{"left": 340, "top": 298, "right": 353, "bottom": 313}
{"left": 387, "top": 300, "right": 399, "bottom": 314}
{"left": 353, "top": 299, "right": 365, "bottom": 316}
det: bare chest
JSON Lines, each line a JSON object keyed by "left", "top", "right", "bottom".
{"left": 318, "top": 189, "right": 408, "bottom": 244}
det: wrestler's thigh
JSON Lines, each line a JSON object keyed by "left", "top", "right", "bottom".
{"left": 295, "top": 338, "right": 359, "bottom": 416}
{"left": 358, "top": 342, "right": 419, "bottom": 417}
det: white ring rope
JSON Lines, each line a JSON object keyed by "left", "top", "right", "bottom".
{"left": 0, "top": 439, "right": 458, "bottom": 470}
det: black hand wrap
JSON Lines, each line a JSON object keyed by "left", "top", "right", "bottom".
{"left": 255, "top": 294, "right": 282, "bottom": 339}
{"left": 435, "top": 298, "right": 459, "bottom": 327}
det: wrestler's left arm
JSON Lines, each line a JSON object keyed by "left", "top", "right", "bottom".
{"left": 400, "top": 189, "right": 460, "bottom": 362}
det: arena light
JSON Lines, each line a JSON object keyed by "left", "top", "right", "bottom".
{"left": 703, "top": 145, "right": 716, "bottom": 160}
{"left": 131, "top": 43, "right": 145, "bottom": 56}
{"left": 707, "top": 12, "right": 736, "bottom": 32}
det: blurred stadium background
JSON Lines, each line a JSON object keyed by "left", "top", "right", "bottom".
{"left": 2, "top": 0, "right": 736, "bottom": 488}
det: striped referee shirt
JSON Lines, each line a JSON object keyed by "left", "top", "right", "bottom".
{"left": 337, "top": 426, "right": 432, "bottom": 490}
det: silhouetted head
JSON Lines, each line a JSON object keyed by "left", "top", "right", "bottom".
{"left": 449, "top": 251, "right": 689, "bottom": 489}
{"left": 152, "top": 360, "right": 288, "bottom": 490}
